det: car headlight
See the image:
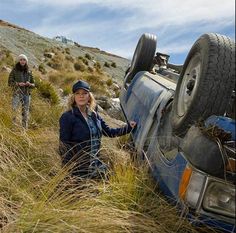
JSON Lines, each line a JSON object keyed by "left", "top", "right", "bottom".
{"left": 185, "top": 171, "right": 206, "bottom": 208}
{"left": 203, "top": 182, "right": 235, "bottom": 218}
{"left": 179, "top": 166, "right": 206, "bottom": 208}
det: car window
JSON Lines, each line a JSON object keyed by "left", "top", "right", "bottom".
{"left": 143, "top": 112, "right": 158, "bottom": 153}
{"left": 156, "top": 108, "right": 180, "bottom": 161}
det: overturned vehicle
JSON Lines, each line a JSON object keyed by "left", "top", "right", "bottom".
{"left": 119, "top": 33, "right": 235, "bottom": 232}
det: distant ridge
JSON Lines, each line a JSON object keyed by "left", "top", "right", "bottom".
{"left": 0, "top": 19, "right": 31, "bottom": 32}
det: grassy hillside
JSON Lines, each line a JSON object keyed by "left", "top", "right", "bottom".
{"left": 1, "top": 71, "right": 210, "bottom": 233}
{"left": 0, "top": 21, "right": 215, "bottom": 233}
{"left": 0, "top": 70, "right": 216, "bottom": 233}
{"left": 0, "top": 20, "right": 129, "bottom": 84}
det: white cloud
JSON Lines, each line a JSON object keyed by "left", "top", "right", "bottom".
{"left": 24, "top": 0, "right": 235, "bottom": 61}
{"left": 25, "top": 0, "right": 235, "bottom": 23}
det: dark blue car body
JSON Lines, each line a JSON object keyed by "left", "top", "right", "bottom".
{"left": 120, "top": 70, "right": 236, "bottom": 232}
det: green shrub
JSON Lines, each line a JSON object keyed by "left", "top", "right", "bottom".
{"left": 65, "top": 55, "right": 74, "bottom": 63}
{"left": 87, "top": 66, "right": 94, "bottom": 73}
{"left": 85, "top": 53, "right": 92, "bottom": 60}
{"left": 64, "top": 75, "right": 76, "bottom": 85}
{"left": 106, "top": 78, "right": 113, "bottom": 86}
{"left": 38, "top": 63, "right": 47, "bottom": 74}
{"left": 82, "top": 58, "right": 88, "bottom": 66}
{"left": 111, "top": 62, "right": 117, "bottom": 68}
{"left": 48, "top": 73, "right": 60, "bottom": 85}
{"left": 35, "top": 76, "right": 59, "bottom": 104}
{"left": 52, "top": 47, "right": 58, "bottom": 53}
{"left": 83, "top": 74, "right": 108, "bottom": 95}
{"left": 48, "top": 61, "right": 63, "bottom": 70}
{"left": 85, "top": 74, "right": 97, "bottom": 83}
{"left": 0, "top": 50, "right": 15, "bottom": 68}
{"left": 30, "top": 95, "right": 63, "bottom": 127}
{"left": 64, "top": 61, "right": 74, "bottom": 72}
{"left": 94, "top": 61, "right": 101, "bottom": 70}
{"left": 104, "top": 62, "right": 110, "bottom": 68}
{"left": 77, "top": 56, "right": 88, "bottom": 65}
{"left": 48, "top": 72, "right": 77, "bottom": 88}
{"left": 74, "top": 61, "right": 86, "bottom": 72}
{"left": 62, "top": 86, "right": 71, "bottom": 96}
{"left": 47, "top": 53, "right": 64, "bottom": 70}
{"left": 65, "top": 48, "right": 70, "bottom": 54}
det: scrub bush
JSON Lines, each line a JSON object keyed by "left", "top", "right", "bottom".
{"left": 74, "top": 61, "right": 86, "bottom": 72}
{"left": 38, "top": 63, "right": 47, "bottom": 74}
{"left": 104, "top": 61, "right": 110, "bottom": 68}
{"left": 111, "top": 62, "right": 117, "bottom": 68}
{"left": 85, "top": 53, "right": 92, "bottom": 60}
{"left": 35, "top": 75, "right": 59, "bottom": 104}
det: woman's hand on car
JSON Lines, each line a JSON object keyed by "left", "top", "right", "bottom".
{"left": 129, "top": 121, "right": 137, "bottom": 128}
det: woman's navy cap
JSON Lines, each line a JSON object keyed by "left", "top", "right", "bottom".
{"left": 72, "top": 80, "right": 90, "bottom": 93}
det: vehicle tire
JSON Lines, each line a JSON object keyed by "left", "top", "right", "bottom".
{"left": 125, "top": 33, "right": 156, "bottom": 83}
{"left": 171, "top": 33, "right": 235, "bottom": 135}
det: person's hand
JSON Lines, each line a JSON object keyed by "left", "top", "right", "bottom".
{"left": 25, "top": 82, "right": 35, "bottom": 87}
{"left": 25, "top": 81, "right": 32, "bottom": 86}
{"left": 18, "top": 82, "right": 26, "bottom": 87}
{"left": 129, "top": 121, "right": 137, "bottom": 128}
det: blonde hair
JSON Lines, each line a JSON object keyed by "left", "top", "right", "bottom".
{"left": 67, "top": 92, "right": 96, "bottom": 112}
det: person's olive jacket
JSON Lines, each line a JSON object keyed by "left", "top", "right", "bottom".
{"left": 8, "top": 67, "right": 35, "bottom": 94}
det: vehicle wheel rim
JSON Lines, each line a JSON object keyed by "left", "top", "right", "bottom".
{"left": 177, "top": 54, "right": 201, "bottom": 117}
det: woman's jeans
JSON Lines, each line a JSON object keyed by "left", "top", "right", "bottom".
{"left": 12, "top": 93, "right": 31, "bottom": 128}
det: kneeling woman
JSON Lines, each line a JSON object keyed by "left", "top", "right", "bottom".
{"left": 59, "top": 80, "right": 136, "bottom": 177}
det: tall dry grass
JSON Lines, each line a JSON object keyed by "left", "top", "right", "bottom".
{"left": 0, "top": 71, "right": 214, "bottom": 233}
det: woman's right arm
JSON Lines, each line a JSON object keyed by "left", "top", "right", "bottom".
{"left": 59, "top": 112, "right": 74, "bottom": 159}
{"left": 59, "top": 112, "right": 73, "bottom": 143}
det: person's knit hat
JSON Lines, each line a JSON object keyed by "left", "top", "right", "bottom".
{"left": 18, "top": 54, "right": 28, "bottom": 63}
{"left": 72, "top": 80, "right": 90, "bottom": 93}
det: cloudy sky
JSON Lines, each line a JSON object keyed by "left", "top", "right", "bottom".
{"left": 1, "top": 0, "right": 235, "bottom": 63}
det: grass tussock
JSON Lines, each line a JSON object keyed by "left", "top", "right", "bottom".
{"left": 0, "top": 50, "right": 15, "bottom": 68}
{"left": 35, "top": 74, "right": 60, "bottom": 105}
{"left": 38, "top": 47, "right": 114, "bottom": 97}
{"left": 0, "top": 129, "right": 198, "bottom": 233}
{"left": 38, "top": 63, "right": 47, "bottom": 74}
{"left": 48, "top": 70, "right": 111, "bottom": 96}
{"left": 0, "top": 69, "right": 214, "bottom": 233}
{"left": 74, "top": 60, "right": 86, "bottom": 72}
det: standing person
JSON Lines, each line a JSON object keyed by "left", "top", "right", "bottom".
{"left": 59, "top": 80, "right": 136, "bottom": 178}
{"left": 8, "top": 54, "right": 35, "bottom": 129}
